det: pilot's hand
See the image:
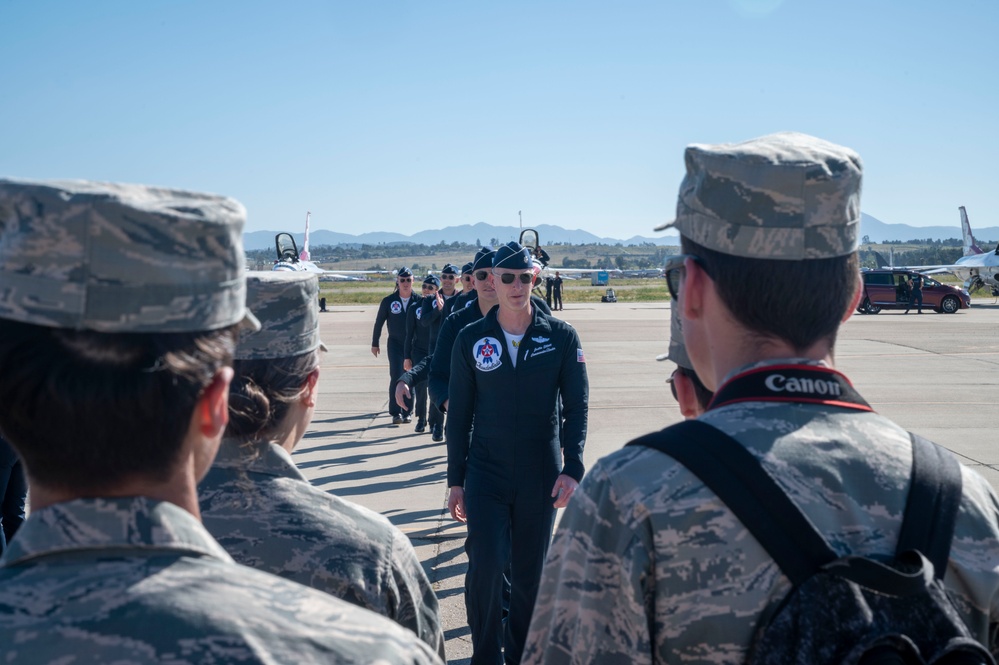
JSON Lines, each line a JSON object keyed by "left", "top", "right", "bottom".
{"left": 404, "top": 359, "right": 413, "bottom": 371}
{"left": 448, "top": 486, "right": 467, "bottom": 523}
{"left": 394, "top": 381, "right": 412, "bottom": 408}
{"left": 371, "top": 346, "right": 380, "bottom": 358}
{"left": 435, "top": 292, "right": 444, "bottom": 310}
{"left": 551, "top": 474, "right": 579, "bottom": 509}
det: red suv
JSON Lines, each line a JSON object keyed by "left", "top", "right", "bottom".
{"left": 858, "top": 269, "right": 970, "bottom": 314}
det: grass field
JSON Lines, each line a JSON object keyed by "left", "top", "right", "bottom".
{"left": 317, "top": 273, "right": 997, "bottom": 307}
{"left": 319, "top": 277, "right": 671, "bottom": 305}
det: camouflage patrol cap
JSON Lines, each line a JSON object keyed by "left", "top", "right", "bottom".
{"left": 655, "top": 132, "right": 863, "bottom": 260}
{"left": 236, "top": 271, "right": 327, "bottom": 360}
{"left": 0, "top": 178, "right": 259, "bottom": 333}
{"left": 656, "top": 300, "right": 692, "bottom": 370}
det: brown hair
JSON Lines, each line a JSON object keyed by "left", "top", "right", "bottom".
{"left": 681, "top": 237, "right": 858, "bottom": 353}
{"left": 225, "top": 350, "right": 320, "bottom": 444}
{"left": 0, "top": 320, "right": 237, "bottom": 492}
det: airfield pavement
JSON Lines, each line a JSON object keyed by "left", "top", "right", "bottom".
{"left": 298, "top": 299, "right": 999, "bottom": 664}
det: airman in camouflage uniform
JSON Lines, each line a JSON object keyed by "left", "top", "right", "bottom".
{"left": 523, "top": 133, "right": 999, "bottom": 664}
{"left": 199, "top": 270, "right": 445, "bottom": 659}
{"left": 0, "top": 179, "right": 441, "bottom": 664}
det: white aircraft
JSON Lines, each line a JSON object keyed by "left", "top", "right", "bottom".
{"left": 896, "top": 207, "right": 999, "bottom": 296}
{"left": 272, "top": 212, "right": 388, "bottom": 280}
{"left": 517, "top": 228, "right": 620, "bottom": 282}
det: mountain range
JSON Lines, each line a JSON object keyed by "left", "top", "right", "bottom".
{"left": 243, "top": 213, "right": 998, "bottom": 251}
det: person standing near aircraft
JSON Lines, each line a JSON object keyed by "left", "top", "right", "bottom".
{"left": 447, "top": 241, "right": 588, "bottom": 665}
{"left": 905, "top": 273, "right": 924, "bottom": 314}
{"left": 199, "top": 271, "right": 445, "bottom": 658}
{"left": 0, "top": 179, "right": 439, "bottom": 664}
{"left": 524, "top": 133, "right": 999, "bottom": 663}
{"left": 551, "top": 271, "right": 564, "bottom": 311}
{"left": 373, "top": 267, "right": 415, "bottom": 425}
{"left": 405, "top": 274, "right": 440, "bottom": 433}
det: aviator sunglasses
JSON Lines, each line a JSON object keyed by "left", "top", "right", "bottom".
{"left": 398, "top": 277, "right": 413, "bottom": 283}
{"left": 663, "top": 254, "right": 709, "bottom": 300}
{"left": 495, "top": 272, "right": 534, "bottom": 285}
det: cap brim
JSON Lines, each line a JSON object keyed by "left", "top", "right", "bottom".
{"left": 240, "top": 310, "right": 262, "bottom": 332}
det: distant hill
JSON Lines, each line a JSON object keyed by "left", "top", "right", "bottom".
{"left": 243, "top": 213, "right": 999, "bottom": 252}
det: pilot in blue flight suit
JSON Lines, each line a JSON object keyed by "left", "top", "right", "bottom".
{"left": 446, "top": 242, "right": 588, "bottom": 665}
{"left": 371, "top": 267, "right": 415, "bottom": 425}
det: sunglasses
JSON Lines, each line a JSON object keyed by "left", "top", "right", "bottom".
{"left": 421, "top": 285, "right": 436, "bottom": 290}
{"left": 663, "top": 254, "right": 709, "bottom": 300}
{"left": 441, "top": 274, "right": 456, "bottom": 279}
{"left": 398, "top": 277, "right": 413, "bottom": 283}
{"left": 495, "top": 272, "right": 534, "bottom": 285}
{"left": 474, "top": 270, "right": 490, "bottom": 281}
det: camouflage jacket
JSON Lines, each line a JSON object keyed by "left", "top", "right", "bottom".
{"left": 524, "top": 360, "right": 999, "bottom": 664}
{"left": 0, "top": 496, "right": 442, "bottom": 664}
{"left": 199, "top": 441, "right": 445, "bottom": 659}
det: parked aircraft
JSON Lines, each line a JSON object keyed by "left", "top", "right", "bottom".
{"left": 896, "top": 207, "right": 999, "bottom": 296}
{"left": 517, "top": 228, "right": 620, "bottom": 282}
{"left": 272, "top": 212, "right": 388, "bottom": 280}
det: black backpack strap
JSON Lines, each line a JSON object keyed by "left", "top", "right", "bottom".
{"left": 896, "top": 433, "right": 964, "bottom": 579}
{"left": 628, "top": 420, "right": 837, "bottom": 587}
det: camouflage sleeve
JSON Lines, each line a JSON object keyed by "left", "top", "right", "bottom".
{"left": 387, "top": 527, "right": 447, "bottom": 660}
{"left": 523, "top": 462, "right": 655, "bottom": 665}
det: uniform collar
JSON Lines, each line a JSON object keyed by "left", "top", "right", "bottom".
{"left": 0, "top": 496, "right": 234, "bottom": 568}
{"left": 483, "top": 302, "right": 553, "bottom": 335}
{"left": 718, "top": 357, "right": 830, "bottom": 388}
{"left": 211, "top": 439, "right": 308, "bottom": 482}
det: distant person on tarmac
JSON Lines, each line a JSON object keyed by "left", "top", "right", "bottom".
{"left": 905, "top": 273, "right": 924, "bottom": 314}
{"left": 552, "top": 272, "right": 564, "bottom": 311}
{"left": 372, "top": 267, "right": 415, "bottom": 425}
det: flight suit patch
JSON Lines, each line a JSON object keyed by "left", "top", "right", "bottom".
{"left": 473, "top": 337, "right": 503, "bottom": 372}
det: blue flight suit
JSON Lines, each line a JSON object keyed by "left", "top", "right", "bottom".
{"left": 428, "top": 295, "right": 550, "bottom": 413}
{"left": 447, "top": 305, "right": 588, "bottom": 665}
{"left": 406, "top": 296, "right": 435, "bottom": 427}
{"left": 372, "top": 291, "right": 414, "bottom": 418}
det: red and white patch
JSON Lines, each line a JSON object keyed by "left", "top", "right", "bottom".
{"left": 577, "top": 348, "right": 586, "bottom": 363}
{"left": 390, "top": 301, "right": 402, "bottom": 314}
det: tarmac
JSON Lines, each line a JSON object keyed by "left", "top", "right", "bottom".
{"left": 296, "top": 299, "right": 999, "bottom": 664}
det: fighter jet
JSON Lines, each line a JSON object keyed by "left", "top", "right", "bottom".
{"left": 272, "top": 212, "right": 388, "bottom": 280}
{"left": 895, "top": 207, "right": 999, "bottom": 296}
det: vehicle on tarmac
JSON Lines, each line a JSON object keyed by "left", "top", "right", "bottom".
{"left": 857, "top": 269, "right": 970, "bottom": 314}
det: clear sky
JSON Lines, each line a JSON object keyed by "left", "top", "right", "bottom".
{"left": 2, "top": 1, "right": 996, "bottom": 239}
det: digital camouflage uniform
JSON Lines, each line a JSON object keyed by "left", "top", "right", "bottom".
{"left": 524, "top": 360, "right": 999, "bottom": 664}
{"left": 200, "top": 442, "right": 445, "bottom": 658}
{"left": 0, "top": 497, "right": 440, "bottom": 664}
{"left": 523, "top": 134, "right": 999, "bottom": 663}
{"left": 200, "top": 270, "right": 445, "bottom": 658}
{"left": 0, "top": 179, "right": 442, "bottom": 665}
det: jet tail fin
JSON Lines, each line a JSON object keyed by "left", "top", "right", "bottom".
{"left": 959, "top": 206, "right": 984, "bottom": 256}
{"left": 300, "top": 211, "right": 312, "bottom": 262}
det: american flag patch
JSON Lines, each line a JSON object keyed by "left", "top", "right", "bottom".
{"left": 577, "top": 348, "right": 586, "bottom": 363}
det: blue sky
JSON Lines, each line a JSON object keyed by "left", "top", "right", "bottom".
{"left": 2, "top": 1, "right": 996, "bottom": 239}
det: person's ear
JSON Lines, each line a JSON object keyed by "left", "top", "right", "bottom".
{"left": 843, "top": 273, "right": 863, "bottom": 323}
{"left": 681, "top": 257, "right": 707, "bottom": 322}
{"left": 197, "top": 367, "right": 234, "bottom": 438}
{"left": 302, "top": 368, "right": 320, "bottom": 408}
{"left": 673, "top": 372, "right": 702, "bottom": 419}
